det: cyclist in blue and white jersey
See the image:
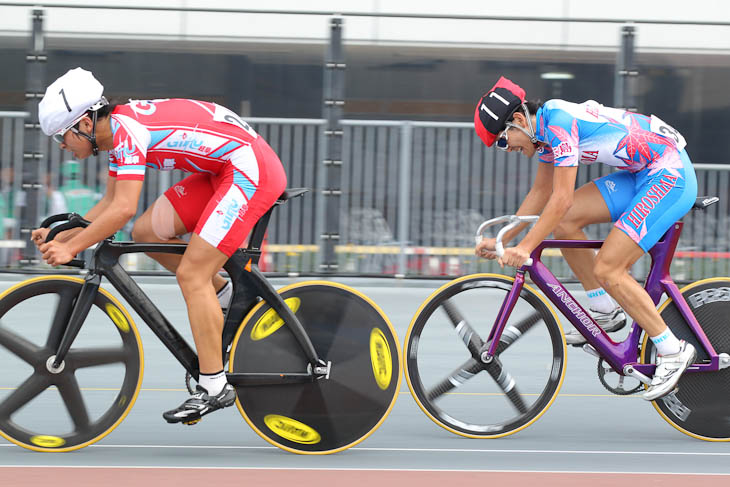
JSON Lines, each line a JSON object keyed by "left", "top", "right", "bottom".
{"left": 473, "top": 76, "right": 697, "bottom": 401}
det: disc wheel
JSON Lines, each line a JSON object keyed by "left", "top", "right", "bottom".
{"left": 642, "top": 278, "right": 730, "bottom": 441}
{"left": 0, "top": 276, "right": 144, "bottom": 451}
{"left": 404, "top": 273, "right": 566, "bottom": 438}
{"left": 229, "top": 281, "right": 401, "bottom": 454}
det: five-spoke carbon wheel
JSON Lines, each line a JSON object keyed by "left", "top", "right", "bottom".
{"left": 230, "top": 281, "right": 401, "bottom": 454}
{"left": 0, "top": 276, "right": 143, "bottom": 451}
{"left": 404, "top": 273, "right": 566, "bottom": 438}
{"left": 643, "top": 278, "right": 730, "bottom": 441}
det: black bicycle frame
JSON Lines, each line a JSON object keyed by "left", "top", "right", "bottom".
{"left": 45, "top": 192, "right": 322, "bottom": 387}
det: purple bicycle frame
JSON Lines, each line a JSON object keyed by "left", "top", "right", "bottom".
{"left": 486, "top": 220, "right": 721, "bottom": 376}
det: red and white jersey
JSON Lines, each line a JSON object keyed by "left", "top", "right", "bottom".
{"left": 108, "top": 98, "right": 260, "bottom": 181}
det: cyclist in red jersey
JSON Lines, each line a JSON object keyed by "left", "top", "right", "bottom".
{"left": 32, "top": 68, "right": 287, "bottom": 423}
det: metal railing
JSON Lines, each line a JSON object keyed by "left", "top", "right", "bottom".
{"left": 1, "top": 112, "right": 728, "bottom": 280}
{"left": 0, "top": 112, "right": 26, "bottom": 256}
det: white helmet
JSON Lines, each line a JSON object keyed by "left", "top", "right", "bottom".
{"left": 38, "top": 67, "right": 107, "bottom": 142}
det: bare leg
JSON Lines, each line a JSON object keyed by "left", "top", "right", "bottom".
{"left": 132, "top": 199, "right": 228, "bottom": 292}
{"left": 593, "top": 228, "right": 666, "bottom": 336}
{"left": 176, "top": 234, "right": 230, "bottom": 373}
{"left": 553, "top": 181, "right": 612, "bottom": 290}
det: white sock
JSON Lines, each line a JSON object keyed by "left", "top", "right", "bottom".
{"left": 650, "top": 328, "right": 681, "bottom": 356}
{"left": 586, "top": 288, "right": 616, "bottom": 313}
{"left": 198, "top": 370, "right": 227, "bottom": 396}
{"left": 216, "top": 281, "right": 232, "bottom": 309}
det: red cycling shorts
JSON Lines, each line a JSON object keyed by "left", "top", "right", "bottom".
{"left": 163, "top": 138, "right": 287, "bottom": 256}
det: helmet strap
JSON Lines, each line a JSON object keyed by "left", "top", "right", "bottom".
{"left": 74, "top": 111, "right": 101, "bottom": 156}
{"left": 512, "top": 103, "right": 538, "bottom": 145}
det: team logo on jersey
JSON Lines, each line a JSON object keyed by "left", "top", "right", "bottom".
{"left": 553, "top": 142, "right": 575, "bottom": 159}
{"left": 113, "top": 138, "right": 139, "bottom": 164}
{"left": 162, "top": 130, "right": 227, "bottom": 157}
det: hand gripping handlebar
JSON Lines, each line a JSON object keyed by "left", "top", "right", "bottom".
{"left": 39, "top": 213, "right": 93, "bottom": 268}
{"left": 474, "top": 214, "right": 540, "bottom": 267}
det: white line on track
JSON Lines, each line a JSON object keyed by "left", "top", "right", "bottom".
{"left": 0, "top": 465, "right": 728, "bottom": 475}
{"left": 2, "top": 443, "right": 729, "bottom": 456}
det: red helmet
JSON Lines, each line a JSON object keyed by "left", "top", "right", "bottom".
{"left": 474, "top": 77, "right": 526, "bottom": 147}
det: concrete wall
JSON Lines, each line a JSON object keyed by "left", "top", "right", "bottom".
{"left": 1, "top": 1, "right": 729, "bottom": 54}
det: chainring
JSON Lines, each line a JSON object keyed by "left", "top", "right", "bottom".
{"left": 597, "top": 358, "right": 643, "bottom": 395}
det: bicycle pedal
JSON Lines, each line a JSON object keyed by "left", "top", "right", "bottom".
{"left": 183, "top": 418, "right": 201, "bottom": 426}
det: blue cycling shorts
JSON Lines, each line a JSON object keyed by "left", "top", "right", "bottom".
{"left": 594, "top": 149, "right": 697, "bottom": 252}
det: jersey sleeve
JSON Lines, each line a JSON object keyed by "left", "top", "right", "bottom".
{"left": 542, "top": 105, "right": 580, "bottom": 167}
{"left": 537, "top": 145, "right": 555, "bottom": 164}
{"left": 108, "top": 153, "right": 118, "bottom": 179}
{"left": 109, "top": 115, "right": 150, "bottom": 181}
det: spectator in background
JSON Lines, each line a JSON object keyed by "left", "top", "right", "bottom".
{"left": 58, "top": 160, "right": 96, "bottom": 216}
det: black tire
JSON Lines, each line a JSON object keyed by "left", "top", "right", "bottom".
{"left": 642, "top": 278, "right": 730, "bottom": 441}
{"left": 404, "top": 273, "right": 566, "bottom": 438}
{"left": 0, "top": 276, "right": 143, "bottom": 451}
{"left": 229, "top": 281, "right": 401, "bottom": 454}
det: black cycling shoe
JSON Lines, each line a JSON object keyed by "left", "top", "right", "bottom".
{"left": 163, "top": 384, "right": 236, "bottom": 425}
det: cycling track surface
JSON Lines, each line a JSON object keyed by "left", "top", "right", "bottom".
{"left": 1, "top": 275, "right": 729, "bottom": 486}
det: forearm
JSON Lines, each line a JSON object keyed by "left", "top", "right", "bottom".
{"left": 518, "top": 194, "right": 572, "bottom": 252}
{"left": 56, "top": 227, "right": 83, "bottom": 243}
{"left": 65, "top": 207, "right": 133, "bottom": 255}
{"left": 502, "top": 187, "right": 551, "bottom": 244}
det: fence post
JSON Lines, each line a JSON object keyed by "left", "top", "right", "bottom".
{"left": 20, "top": 8, "right": 46, "bottom": 265}
{"left": 397, "top": 122, "right": 412, "bottom": 276}
{"left": 319, "top": 16, "right": 345, "bottom": 273}
{"left": 614, "top": 23, "right": 638, "bottom": 112}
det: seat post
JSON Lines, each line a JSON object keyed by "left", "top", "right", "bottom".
{"left": 246, "top": 206, "right": 275, "bottom": 251}
{"left": 246, "top": 188, "right": 308, "bottom": 255}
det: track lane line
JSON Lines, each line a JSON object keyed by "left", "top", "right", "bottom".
{"left": 2, "top": 443, "right": 729, "bottom": 456}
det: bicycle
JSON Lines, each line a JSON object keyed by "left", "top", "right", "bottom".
{"left": 403, "top": 196, "right": 730, "bottom": 441}
{"left": 0, "top": 188, "right": 401, "bottom": 454}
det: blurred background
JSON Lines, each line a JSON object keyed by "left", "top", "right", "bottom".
{"left": 1, "top": 0, "right": 729, "bottom": 279}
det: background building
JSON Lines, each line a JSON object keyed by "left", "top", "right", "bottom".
{"left": 2, "top": 1, "right": 729, "bottom": 162}
{"left": 1, "top": 1, "right": 729, "bottom": 275}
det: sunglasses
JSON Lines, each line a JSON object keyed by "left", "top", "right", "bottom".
{"left": 52, "top": 127, "right": 81, "bottom": 145}
{"left": 52, "top": 114, "right": 87, "bottom": 144}
{"left": 495, "top": 123, "right": 516, "bottom": 151}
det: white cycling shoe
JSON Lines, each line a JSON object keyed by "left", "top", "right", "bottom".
{"left": 565, "top": 307, "right": 627, "bottom": 345}
{"left": 643, "top": 340, "right": 697, "bottom": 401}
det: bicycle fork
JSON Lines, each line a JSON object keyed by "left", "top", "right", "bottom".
{"left": 480, "top": 271, "right": 527, "bottom": 363}
{"left": 50, "top": 272, "right": 101, "bottom": 370}
{"left": 441, "top": 273, "right": 531, "bottom": 413}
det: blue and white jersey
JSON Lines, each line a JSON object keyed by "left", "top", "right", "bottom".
{"left": 535, "top": 99, "right": 687, "bottom": 174}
